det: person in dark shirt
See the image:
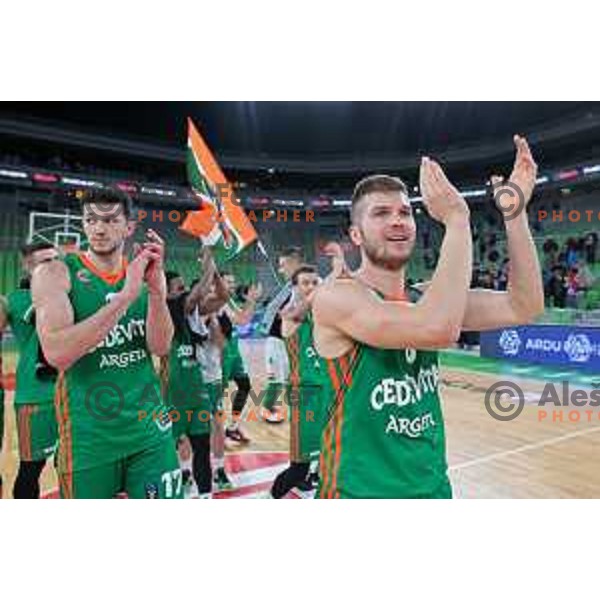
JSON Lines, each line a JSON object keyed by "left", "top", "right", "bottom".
{"left": 545, "top": 266, "right": 567, "bottom": 309}
{"left": 584, "top": 232, "right": 598, "bottom": 265}
{"left": 162, "top": 249, "right": 229, "bottom": 497}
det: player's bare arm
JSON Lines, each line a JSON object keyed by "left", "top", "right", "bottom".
{"left": 33, "top": 250, "right": 153, "bottom": 371}
{"left": 143, "top": 229, "right": 174, "bottom": 357}
{"left": 314, "top": 278, "right": 460, "bottom": 356}
{"left": 462, "top": 136, "right": 544, "bottom": 330}
{"left": 314, "top": 157, "right": 472, "bottom": 356}
{"left": 185, "top": 247, "right": 217, "bottom": 315}
{"left": 281, "top": 299, "right": 310, "bottom": 326}
{"left": 198, "top": 271, "right": 229, "bottom": 316}
{"left": 281, "top": 289, "right": 316, "bottom": 337}
{"left": 226, "top": 283, "right": 262, "bottom": 326}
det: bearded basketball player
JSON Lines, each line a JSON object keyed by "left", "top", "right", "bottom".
{"left": 312, "top": 135, "right": 544, "bottom": 499}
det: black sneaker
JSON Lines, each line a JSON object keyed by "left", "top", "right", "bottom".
{"left": 310, "top": 471, "right": 320, "bottom": 488}
{"left": 225, "top": 426, "right": 251, "bottom": 444}
{"left": 181, "top": 468, "right": 193, "bottom": 487}
{"left": 213, "top": 468, "right": 234, "bottom": 491}
{"left": 297, "top": 472, "right": 319, "bottom": 492}
{"left": 297, "top": 478, "right": 313, "bottom": 492}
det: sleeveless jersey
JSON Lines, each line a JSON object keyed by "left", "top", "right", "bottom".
{"left": 221, "top": 299, "right": 240, "bottom": 341}
{"left": 286, "top": 312, "right": 331, "bottom": 461}
{"left": 56, "top": 253, "right": 171, "bottom": 472}
{"left": 318, "top": 287, "right": 450, "bottom": 499}
{"left": 196, "top": 339, "right": 222, "bottom": 383}
{"left": 6, "top": 289, "right": 55, "bottom": 406}
{"left": 286, "top": 312, "right": 326, "bottom": 389}
{"left": 221, "top": 300, "right": 241, "bottom": 355}
{"left": 162, "top": 295, "right": 204, "bottom": 411}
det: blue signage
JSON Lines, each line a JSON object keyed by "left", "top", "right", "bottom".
{"left": 481, "top": 325, "right": 600, "bottom": 372}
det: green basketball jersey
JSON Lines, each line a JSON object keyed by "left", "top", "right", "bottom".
{"left": 286, "top": 312, "right": 331, "bottom": 461}
{"left": 226, "top": 298, "right": 241, "bottom": 342}
{"left": 286, "top": 312, "right": 326, "bottom": 389}
{"left": 162, "top": 295, "right": 204, "bottom": 411}
{"left": 57, "top": 253, "right": 172, "bottom": 472}
{"left": 222, "top": 300, "right": 242, "bottom": 361}
{"left": 6, "top": 289, "right": 55, "bottom": 406}
{"left": 318, "top": 290, "right": 450, "bottom": 499}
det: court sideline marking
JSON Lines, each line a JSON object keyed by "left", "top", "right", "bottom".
{"left": 449, "top": 424, "right": 600, "bottom": 471}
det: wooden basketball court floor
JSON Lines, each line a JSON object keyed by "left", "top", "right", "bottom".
{"left": 1, "top": 339, "right": 600, "bottom": 499}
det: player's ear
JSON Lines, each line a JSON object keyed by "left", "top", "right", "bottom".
{"left": 349, "top": 224, "right": 362, "bottom": 247}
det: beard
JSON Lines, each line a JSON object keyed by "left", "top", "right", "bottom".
{"left": 361, "top": 236, "right": 414, "bottom": 272}
{"left": 89, "top": 240, "right": 121, "bottom": 257}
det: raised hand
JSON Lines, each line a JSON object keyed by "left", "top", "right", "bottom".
{"left": 247, "top": 282, "right": 263, "bottom": 302}
{"left": 122, "top": 248, "right": 153, "bottom": 303}
{"left": 491, "top": 135, "right": 538, "bottom": 221}
{"left": 199, "top": 246, "right": 217, "bottom": 278}
{"left": 142, "top": 229, "right": 167, "bottom": 298}
{"left": 323, "top": 241, "right": 349, "bottom": 278}
{"left": 419, "top": 157, "right": 470, "bottom": 226}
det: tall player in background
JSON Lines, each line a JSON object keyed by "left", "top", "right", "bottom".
{"left": 0, "top": 243, "right": 60, "bottom": 498}
{"left": 219, "top": 273, "right": 262, "bottom": 444}
{"left": 260, "top": 247, "right": 303, "bottom": 423}
{"left": 32, "top": 188, "right": 182, "bottom": 499}
{"left": 313, "top": 136, "right": 544, "bottom": 498}
{"left": 270, "top": 264, "right": 323, "bottom": 498}
{"left": 270, "top": 244, "right": 348, "bottom": 498}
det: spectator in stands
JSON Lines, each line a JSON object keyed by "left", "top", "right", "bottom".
{"left": 545, "top": 266, "right": 567, "bottom": 308}
{"left": 470, "top": 264, "right": 481, "bottom": 287}
{"left": 542, "top": 239, "right": 557, "bottom": 284}
{"left": 478, "top": 235, "right": 487, "bottom": 263}
{"left": 496, "top": 259, "right": 510, "bottom": 292}
{"left": 565, "top": 238, "right": 580, "bottom": 269}
{"left": 565, "top": 267, "right": 582, "bottom": 309}
{"left": 480, "top": 270, "right": 496, "bottom": 290}
{"left": 543, "top": 238, "right": 559, "bottom": 260}
{"left": 487, "top": 250, "right": 500, "bottom": 281}
{"left": 576, "top": 260, "right": 595, "bottom": 294}
{"left": 584, "top": 232, "right": 598, "bottom": 265}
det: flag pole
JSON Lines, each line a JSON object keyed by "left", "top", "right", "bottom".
{"left": 256, "top": 239, "right": 283, "bottom": 287}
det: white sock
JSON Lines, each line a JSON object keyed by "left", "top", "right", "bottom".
{"left": 179, "top": 457, "right": 192, "bottom": 473}
{"left": 214, "top": 457, "right": 225, "bottom": 470}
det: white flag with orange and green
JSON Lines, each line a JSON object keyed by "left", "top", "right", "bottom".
{"left": 181, "top": 118, "right": 257, "bottom": 259}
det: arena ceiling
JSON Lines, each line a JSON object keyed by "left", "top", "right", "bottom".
{"left": 1, "top": 102, "right": 600, "bottom": 176}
